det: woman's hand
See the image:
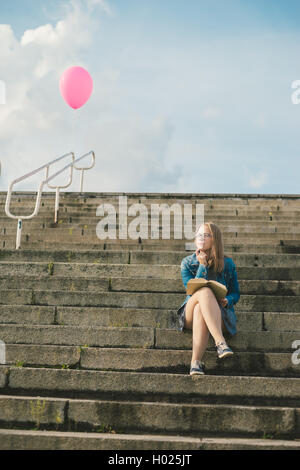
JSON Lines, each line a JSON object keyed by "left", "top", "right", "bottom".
{"left": 195, "top": 248, "right": 208, "bottom": 266}
{"left": 219, "top": 297, "right": 228, "bottom": 307}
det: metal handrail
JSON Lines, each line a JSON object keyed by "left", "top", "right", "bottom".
{"left": 5, "top": 150, "right": 95, "bottom": 249}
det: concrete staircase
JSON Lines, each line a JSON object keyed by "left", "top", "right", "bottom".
{"left": 0, "top": 191, "right": 300, "bottom": 450}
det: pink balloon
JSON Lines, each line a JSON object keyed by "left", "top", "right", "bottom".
{"left": 59, "top": 66, "right": 93, "bottom": 109}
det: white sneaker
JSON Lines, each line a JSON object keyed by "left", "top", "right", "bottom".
{"left": 216, "top": 341, "right": 234, "bottom": 359}
{"left": 190, "top": 360, "right": 205, "bottom": 376}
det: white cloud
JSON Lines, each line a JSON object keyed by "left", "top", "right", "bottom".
{"left": 201, "top": 106, "right": 221, "bottom": 118}
{"left": 248, "top": 170, "right": 268, "bottom": 189}
{"left": 85, "top": 0, "right": 114, "bottom": 16}
{"left": 254, "top": 113, "right": 266, "bottom": 128}
{"left": 21, "top": 23, "right": 61, "bottom": 47}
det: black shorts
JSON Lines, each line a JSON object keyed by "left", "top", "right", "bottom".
{"left": 176, "top": 303, "right": 187, "bottom": 332}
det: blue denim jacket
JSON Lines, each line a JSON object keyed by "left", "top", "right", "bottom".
{"left": 179, "top": 253, "right": 240, "bottom": 319}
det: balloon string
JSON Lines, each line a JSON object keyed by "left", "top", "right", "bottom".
{"left": 71, "top": 109, "right": 79, "bottom": 156}
{"left": 71, "top": 110, "right": 74, "bottom": 154}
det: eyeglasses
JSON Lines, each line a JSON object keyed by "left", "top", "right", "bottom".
{"left": 196, "top": 233, "right": 212, "bottom": 239}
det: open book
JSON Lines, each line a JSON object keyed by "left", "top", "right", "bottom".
{"left": 187, "top": 278, "right": 227, "bottom": 300}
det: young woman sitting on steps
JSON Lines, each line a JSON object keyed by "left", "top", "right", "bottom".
{"left": 177, "top": 221, "right": 240, "bottom": 376}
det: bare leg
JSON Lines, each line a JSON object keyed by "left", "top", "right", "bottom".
{"left": 185, "top": 287, "right": 227, "bottom": 350}
{"left": 184, "top": 303, "right": 210, "bottom": 362}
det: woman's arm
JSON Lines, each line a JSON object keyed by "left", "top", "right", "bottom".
{"left": 180, "top": 258, "right": 208, "bottom": 290}
{"left": 225, "top": 260, "right": 240, "bottom": 308}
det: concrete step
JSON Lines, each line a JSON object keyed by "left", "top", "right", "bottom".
{"left": 2, "top": 218, "right": 300, "bottom": 231}
{"left": 1, "top": 288, "right": 300, "bottom": 312}
{"left": 0, "top": 279, "right": 298, "bottom": 308}
{"left": 2, "top": 208, "right": 300, "bottom": 222}
{"left": 3, "top": 206, "right": 300, "bottom": 220}
{"left": 1, "top": 367, "right": 300, "bottom": 407}
{"left": 3, "top": 228, "right": 299, "bottom": 245}
{"left": 1, "top": 249, "right": 300, "bottom": 267}
{"left": 1, "top": 192, "right": 298, "bottom": 204}
{"left": 2, "top": 227, "right": 300, "bottom": 243}
{"left": 0, "top": 260, "right": 181, "bottom": 278}
{"left": 1, "top": 261, "right": 300, "bottom": 280}
{"left": 0, "top": 324, "right": 298, "bottom": 352}
{"left": 4, "top": 206, "right": 300, "bottom": 221}
{"left": 0, "top": 395, "right": 299, "bottom": 439}
{"left": 3, "top": 344, "right": 300, "bottom": 378}
{"left": 0, "top": 242, "right": 298, "bottom": 254}
{"left": 2, "top": 240, "right": 300, "bottom": 254}
{"left": 1, "top": 190, "right": 299, "bottom": 205}
{"left": 1, "top": 428, "right": 300, "bottom": 450}
{"left": 3, "top": 235, "right": 300, "bottom": 249}
{"left": 2, "top": 232, "right": 300, "bottom": 250}
{"left": 4, "top": 238, "right": 300, "bottom": 253}
{"left": 1, "top": 275, "right": 300, "bottom": 296}
{"left": 0, "top": 304, "right": 299, "bottom": 332}
{"left": 0, "top": 394, "right": 299, "bottom": 439}
{"left": 4, "top": 200, "right": 300, "bottom": 212}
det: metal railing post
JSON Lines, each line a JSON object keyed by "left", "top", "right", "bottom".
{"left": 5, "top": 150, "right": 95, "bottom": 248}
{"left": 16, "top": 219, "right": 22, "bottom": 250}
{"left": 55, "top": 188, "right": 60, "bottom": 224}
{"left": 74, "top": 151, "right": 95, "bottom": 193}
{"left": 80, "top": 171, "right": 84, "bottom": 193}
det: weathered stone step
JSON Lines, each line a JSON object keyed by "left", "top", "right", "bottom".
{"left": 3, "top": 229, "right": 300, "bottom": 246}
{"left": 1, "top": 249, "right": 300, "bottom": 267}
{"left": 0, "top": 275, "right": 108, "bottom": 292}
{"left": 3, "top": 230, "right": 300, "bottom": 246}
{"left": 2, "top": 218, "right": 300, "bottom": 232}
{"left": 1, "top": 261, "right": 300, "bottom": 281}
{"left": 0, "top": 324, "right": 155, "bottom": 348}
{"left": 1, "top": 289, "right": 300, "bottom": 312}
{"left": 2, "top": 275, "right": 300, "bottom": 298}
{"left": 1, "top": 191, "right": 299, "bottom": 206}
{"left": 3, "top": 228, "right": 298, "bottom": 246}
{"left": 1, "top": 367, "right": 300, "bottom": 407}
{"left": 0, "top": 191, "right": 297, "bottom": 199}
{"left": 0, "top": 261, "right": 181, "bottom": 278}
{"left": 0, "top": 324, "right": 298, "bottom": 352}
{"left": 4, "top": 212, "right": 298, "bottom": 228}
{"left": 0, "top": 394, "right": 299, "bottom": 438}
{"left": 4, "top": 236, "right": 300, "bottom": 249}
{"left": 4, "top": 240, "right": 300, "bottom": 255}
{"left": 3, "top": 344, "right": 300, "bottom": 378}
{"left": 3, "top": 207, "right": 300, "bottom": 221}
{"left": 4, "top": 200, "right": 299, "bottom": 211}
{"left": 1, "top": 275, "right": 300, "bottom": 296}
{"left": 2, "top": 228, "right": 297, "bottom": 243}
{"left": 2, "top": 194, "right": 298, "bottom": 206}
{"left": 0, "top": 195, "right": 300, "bottom": 209}
{"left": 53, "top": 400, "right": 300, "bottom": 438}
{"left": 0, "top": 304, "right": 299, "bottom": 332}
{"left": 2, "top": 213, "right": 300, "bottom": 226}
{"left": 1, "top": 428, "right": 299, "bottom": 450}
{"left": 4, "top": 227, "right": 299, "bottom": 247}
{"left": 4, "top": 238, "right": 300, "bottom": 253}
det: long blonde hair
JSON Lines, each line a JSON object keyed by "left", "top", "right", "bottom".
{"left": 194, "top": 221, "right": 226, "bottom": 274}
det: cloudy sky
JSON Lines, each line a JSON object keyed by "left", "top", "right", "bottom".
{"left": 1, "top": 0, "right": 300, "bottom": 194}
